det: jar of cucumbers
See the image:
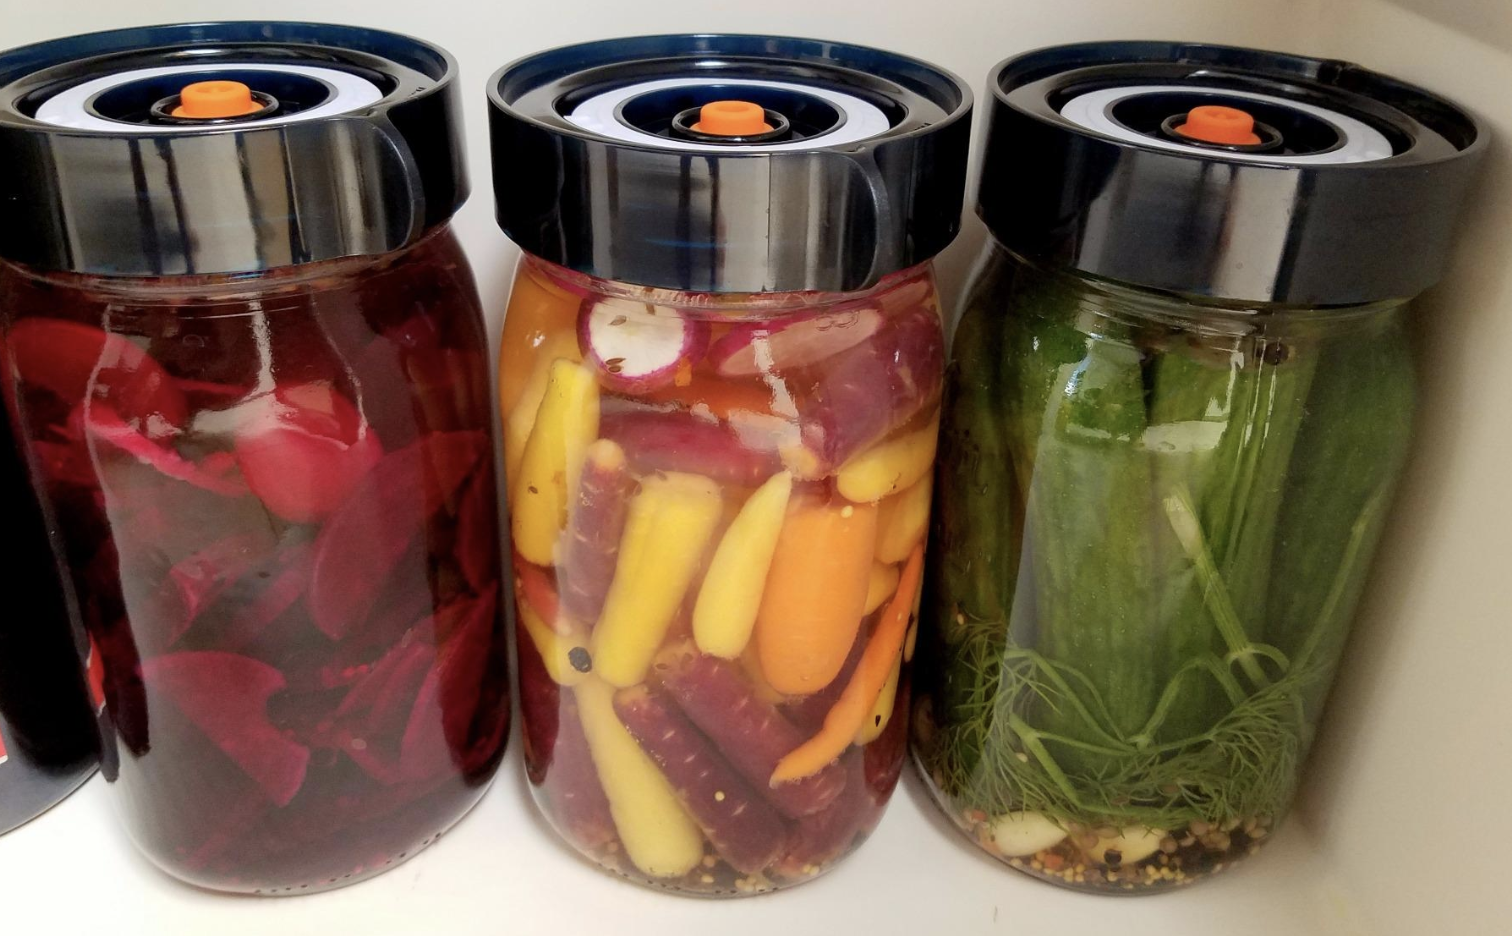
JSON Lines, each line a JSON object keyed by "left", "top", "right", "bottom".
{"left": 913, "top": 41, "right": 1485, "bottom": 892}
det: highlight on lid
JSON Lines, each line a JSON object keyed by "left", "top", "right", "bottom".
{"left": 489, "top": 34, "right": 970, "bottom": 896}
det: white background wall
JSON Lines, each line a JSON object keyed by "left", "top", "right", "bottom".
{"left": 5, "top": 2, "right": 1510, "bottom": 931}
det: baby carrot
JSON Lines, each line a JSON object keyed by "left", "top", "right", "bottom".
{"left": 755, "top": 498, "right": 878, "bottom": 695}
{"left": 771, "top": 545, "right": 922, "bottom": 785}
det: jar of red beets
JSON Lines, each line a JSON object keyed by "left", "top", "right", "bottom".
{"left": 0, "top": 23, "right": 508, "bottom": 894}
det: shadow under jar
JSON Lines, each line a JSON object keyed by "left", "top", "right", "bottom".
{"left": 0, "top": 24, "right": 508, "bottom": 894}
{"left": 488, "top": 35, "right": 972, "bottom": 895}
{"left": 912, "top": 42, "right": 1485, "bottom": 893}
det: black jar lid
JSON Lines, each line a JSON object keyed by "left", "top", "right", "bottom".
{"left": 0, "top": 22, "right": 467, "bottom": 277}
{"left": 487, "top": 34, "right": 973, "bottom": 294}
{"left": 977, "top": 41, "right": 1487, "bottom": 305}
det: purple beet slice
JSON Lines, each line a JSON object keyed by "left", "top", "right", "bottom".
{"left": 141, "top": 651, "right": 310, "bottom": 806}
{"left": 307, "top": 431, "right": 484, "bottom": 640}
{"left": 452, "top": 468, "right": 501, "bottom": 595}
{"left": 86, "top": 402, "right": 249, "bottom": 497}
{"left": 232, "top": 382, "right": 385, "bottom": 523}
{"left": 7, "top": 318, "right": 187, "bottom": 429}
{"left": 155, "top": 532, "right": 275, "bottom": 646}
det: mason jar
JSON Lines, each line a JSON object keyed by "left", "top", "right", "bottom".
{"left": 912, "top": 41, "right": 1485, "bottom": 893}
{"left": 489, "top": 34, "right": 971, "bottom": 895}
{"left": 0, "top": 23, "right": 508, "bottom": 894}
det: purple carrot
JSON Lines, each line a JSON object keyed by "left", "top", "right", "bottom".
{"left": 599, "top": 409, "right": 781, "bottom": 488}
{"left": 655, "top": 642, "right": 845, "bottom": 819}
{"left": 542, "top": 696, "right": 616, "bottom": 851}
{"left": 614, "top": 684, "right": 787, "bottom": 875}
{"left": 778, "top": 751, "right": 869, "bottom": 877}
{"left": 788, "top": 305, "right": 943, "bottom": 477}
{"left": 556, "top": 438, "right": 635, "bottom": 624}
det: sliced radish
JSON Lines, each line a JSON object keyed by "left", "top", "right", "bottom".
{"left": 708, "top": 305, "right": 883, "bottom": 379}
{"left": 578, "top": 297, "right": 708, "bottom": 394}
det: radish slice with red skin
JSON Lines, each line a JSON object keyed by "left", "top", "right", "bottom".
{"left": 578, "top": 298, "right": 709, "bottom": 394}
{"left": 141, "top": 651, "right": 310, "bottom": 806}
{"left": 709, "top": 305, "right": 883, "bottom": 379}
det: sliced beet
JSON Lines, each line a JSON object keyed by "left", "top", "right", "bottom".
{"left": 86, "top": 403, "right": 248, "bottom": 498}
{"left": 232, "top": 383, "right": 385, "bottom": 523}
{"left": 307, "top": 431, "right": 484, "bottom": 640}
{"left": 141, "top": 651, "right": 310, "bottom": 806}
{"left": 400, "top": 592, "right": 505, "bottom": 779}
{"left": 217, "top": 541, "right": 316, "bottom": 653}
{"left": 452, "top": 468, "right": 501, "bottom": 595}
{"left": 7, "top": 318, "right": 186, "bottom": 429}
{"left": 155, "top": 532, "right": 277, "bottom": 646}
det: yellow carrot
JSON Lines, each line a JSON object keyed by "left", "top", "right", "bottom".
{"left": 755, "top": 499, "right": 878, "bottom": 695}
{"left": 739, "top": 646, "right": 787, "bottom": 706}
{"left": 503, "top": 332, "right": 581, "bottom": 483}
{"left": 874, "top": 474, "right": 933, "bottom": 565}
{"left": 862, "top": 562, "right": 900, "bottom": 616}
{"left": 512, "top": 359, "right": 599, "bottom": 566}
{"left": 854, "top": 652, "right": 903, "bottom": 745}
{"left": 692, "top": 471, "right": 793, "bottom": 659}
{"left": 574, "top": 678, "right": 703, "bottom": 878}
{"left": 772, "top": 545, "right": 923, "bottom": 784}
{"left": 519, "top": 603, "right": 591, "bottom": 687}
{"left": 592, "top": 472, "right": 723, "bottom": 687}
{"left": 835, "top": 418, "right": 938, "bottom": 504}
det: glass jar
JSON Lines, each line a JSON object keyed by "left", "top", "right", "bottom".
{"left": 0, "top": 406, "right": 98, "bottom": 836}
{"left": 505, "top": 255, "right": 943, "bottom": 894}
{"left": 913, "top": 243, "right": 1413, "bottom": 891}
{"left": 0, "top": 226, "right": 508, "bottom": 892}
{"left": 489, "top": 33, "right": 971, "bottom": 896}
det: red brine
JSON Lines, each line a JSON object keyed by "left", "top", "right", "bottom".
{"left": 0, "top": 228, "right": 509, "bottom": 892}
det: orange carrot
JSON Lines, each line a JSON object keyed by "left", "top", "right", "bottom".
{"left": 514, "top": 557, "right": 569, "bottom": 635}
{"left": 771, "top": 545, "right": 923, "bottom": 785}
{"left": 755, "top": 499, "right": 878, "bottom": 695}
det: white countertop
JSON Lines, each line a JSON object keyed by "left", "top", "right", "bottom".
{"left": 0, "top": 736, "right": 1363, "bottom": 936}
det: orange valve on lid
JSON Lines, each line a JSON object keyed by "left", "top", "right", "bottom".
{"left": 172, "top": 80, "right": 263, "bottom": 119}
{"left": 1174, "top": 105, "right": 1262, "bottom": 146}
{"left": 692, "top": 100, "right": 772, "bottom": 136}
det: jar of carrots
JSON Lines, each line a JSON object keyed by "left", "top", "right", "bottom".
{"left": 488, "top": 35, "right": 971, "bottom": 894}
